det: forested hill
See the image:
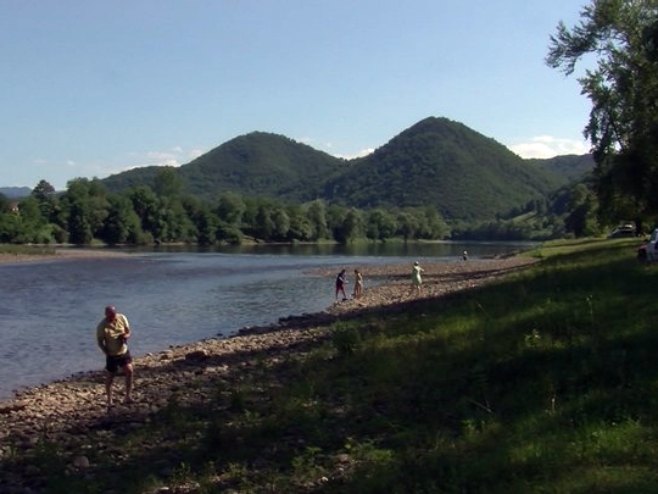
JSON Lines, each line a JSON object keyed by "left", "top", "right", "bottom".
{"left": 0, "top": 187, "right": 31, "bottom": 198}
{"left": 527, "top": 153, "right": 595, "bottom": 183}
{"left": 101, "top": 132, "right": 347, "bottom": 203}
{"left": 323, "top": 117, "right": 562, "bottom": 221}
{"left": 179, "top": 132, "right": 348, "bottom": 202}
{"left": 99, "top": 117, "right": 580, "bottom": 221}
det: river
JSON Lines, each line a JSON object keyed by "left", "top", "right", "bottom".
{"left": 0, "top": 241, "right": 532, "bottom": 400}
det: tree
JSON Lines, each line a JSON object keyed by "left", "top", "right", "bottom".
{"left": 0, "top": 193, "right": 10, "bottom": 213}
{"left": 31, "top": 179, "right": 59, "bottom": 224}
{"left": 100, "top": 195, "right": 144, "bottom": 245}
{"left": 306, "top": 200, "right": 329, "bottom": 240}
{"left": 216, "top": 192, "right": 246, "bottom": 226}
{"left": 340, "top": 209, "right": 365, "bottom": 243}
{"left": 254, "top": 205, "right": 275, "bottom": 241}
{"left": 287, "top": 205, "right": 314, "bottom": 241}
{"left": 128, "top": 186, "right": 162, "bottom": 241}
{"left": 271, "top": 207, "right": 291, "bottom": 241}
{"left": 547, "top": 0, "right": 658, "bottom": 222}
{"left": 195, "top": 208, "right": 219, "bottom": 245}
{"left": 564, "top": 183, "right": 600, "bottom": 237}
{"left": 366, "top": 209, "right": 397, "bottom": 241}
{"left": 60, "top": 178, "right": 110, "bottom": 244}
{"left": 396, "top": 211, "right": 419, "bottom": 241}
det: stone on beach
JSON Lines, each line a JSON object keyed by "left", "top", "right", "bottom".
{"left": 0, "top": 256, "right": 536, "bottom": 490}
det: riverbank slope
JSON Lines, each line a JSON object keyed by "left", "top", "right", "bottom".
{"left": 0, "top": 257, "right": 534, "bottom": 492}
{"left": 3, "top": 239, "right": 655, "bottom": 493}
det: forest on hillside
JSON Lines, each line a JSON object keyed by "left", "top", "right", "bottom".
{"left": 0, "top": 166, "right": 606, "bottom": 247}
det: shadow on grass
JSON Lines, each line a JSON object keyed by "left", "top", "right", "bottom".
{"left": 5, "top": 244, "right": 658, "bottom": 493}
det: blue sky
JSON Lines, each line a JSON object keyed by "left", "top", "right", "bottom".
{"left": 0, "top": 0, "right": 591, "bottom": 190}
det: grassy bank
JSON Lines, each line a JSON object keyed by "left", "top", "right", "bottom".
{"left": 7, "top": 238, "right": 658, "bottom": 493}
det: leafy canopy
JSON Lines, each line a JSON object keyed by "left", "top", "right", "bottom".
{"left": 547, "top": 0, "right": 658, "bottom": 223}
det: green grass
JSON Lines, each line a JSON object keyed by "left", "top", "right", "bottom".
{"left": 7, "top": 238, "right": 658, "bottom": 493}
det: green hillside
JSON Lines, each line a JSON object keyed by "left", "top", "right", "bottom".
{"left": 182, "top": 132, "right": 348, "bottom": 202}
{"left": 101, "top": 166, "right": 162, "bottom": 192}
{"left": 0, "top": 186, "right": 31, "bottom": 198}
{"left": 103, "top": 132, "right": 347, "bottom": 202}
{"left": 98, "top": 117, "right": 574, "bottom": 222}
{"left": 324, "top": 117, "right": 561, "bottom": 221}
{"left": 528, "top": 154, "right": 595, "bottom": 183}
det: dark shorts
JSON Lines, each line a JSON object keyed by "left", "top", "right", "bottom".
{"left": 106, "top": 351, "right": 132, "bottom": 374}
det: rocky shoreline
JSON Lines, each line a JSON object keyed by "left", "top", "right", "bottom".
{"left": 0, "top": 248, "right": 133, "bottom": 265}
{"left": 0, "top": 256, "right": 537, "bottom": 492}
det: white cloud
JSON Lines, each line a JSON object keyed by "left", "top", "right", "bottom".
{"left": 146, "top": 151, "right": 181, "bottom": 167}
{"left": 294, "top": 136, "right": 374, "bottom": 160}
{"left": 507, "top": 136, "right": 590, "bottom": 159}
{"left": 188, "top": 148, "right": 205, "bottom": 160}
{"left": 333, "top": 148, "right": 375, "bottom": 160}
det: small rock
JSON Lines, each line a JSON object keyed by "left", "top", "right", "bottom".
{"left": 185, "top": 349, "right": 208, "bottom": 361}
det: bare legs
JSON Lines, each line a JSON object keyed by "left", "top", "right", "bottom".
{"left": 105, "top": 363, "right": 134, "bottom": 406}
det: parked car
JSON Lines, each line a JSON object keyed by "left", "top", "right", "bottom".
{"left": 637, "top": 228, "right": 658, "bottom": 262}
{"left": 608, "top": 222, "right": 636, "bottom": 238}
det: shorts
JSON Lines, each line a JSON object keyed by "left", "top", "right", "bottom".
{"left": 106, "top": 351, "right": 132, "bottom": 374}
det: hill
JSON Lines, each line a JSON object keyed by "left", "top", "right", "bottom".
{"left": 0, "top": 186, "right": 31, "bottom": 198}
{"left": 323, "top": 117, "right": 561, "bottom": 220}
{"left": 102, "top": 132, "right": 348, "bottom": 202}
{"left": 179, "top": 132, "right": 349, "bottom": 202}
{"left": 528, "top": 153, "right": 595, "bottom": 183}
{"left": 99, "top": 117, "right": 577, "bottom": 221}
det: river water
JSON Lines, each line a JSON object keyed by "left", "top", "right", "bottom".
{"left": 0, "top": 241, "right": 532, "bottom": 400}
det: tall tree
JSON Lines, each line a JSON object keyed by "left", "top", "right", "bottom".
{"left": 547, "top": 0, "right": 658, "bottom": 222}
{"left": 216, "top": 192, "right": 246, "bottom": 226}
{"left": 31, "top": 179, "right": 58, "bottom": 224}
{"left": 60, "top": 178, "right": 110, "bottom": 244}
{"left": 366, "top": 209, "right": 397, "bottom": 241}
{"left": 306, "top": 200, "right": 329, "bottom": 240}
{"left": 100, "top": 195, "right": 144, "bottom": 245}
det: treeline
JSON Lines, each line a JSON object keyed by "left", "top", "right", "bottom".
{"left": 0, "top": 173, "right": 450, "bottom": 246}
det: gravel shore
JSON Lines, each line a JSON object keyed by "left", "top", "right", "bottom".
{"left": 0, "top": 248, "right": 132, "bottom": 265}
{"left": 0, "top": 255, "right": 537, "bottom": 491}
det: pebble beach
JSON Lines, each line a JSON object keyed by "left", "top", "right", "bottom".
{"left": 0, "top": 254, "right": 537, "bottom": 491}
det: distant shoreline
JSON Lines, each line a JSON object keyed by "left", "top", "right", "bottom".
{"left": 0, "top": 247, "right": 133, "bottom": 265}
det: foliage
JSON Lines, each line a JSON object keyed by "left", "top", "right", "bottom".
{"left": 323, "top": 117, "right": 562, "bottom": 221}
{"left": 94, "top": 119, "right": 581, "bottom": 223}
{"left": 0, "top": 179, "right": 461, "bottom": 245}
{"left": 0, "top": 123, "right": 605, "bottom": 244}
{"left": 547, "top": 0, "right": 658, "bottom": 224}
{"left": 179, "top": 132, "right": 348, "bottom": 202}
{"left": 527, "top": 154, "right": 595, "bottom": 183}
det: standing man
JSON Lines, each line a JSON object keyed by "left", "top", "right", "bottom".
{"left": 96, "top": 305, "right": 134, "bottom": 406}
{"left": 410, "top": 261, "right": 425, "bottom": 296}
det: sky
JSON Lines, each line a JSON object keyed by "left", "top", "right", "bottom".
{"left": 0, "top": 0, "right": 593, "bottom": 191}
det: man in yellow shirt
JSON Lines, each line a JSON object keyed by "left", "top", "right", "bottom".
{"left": 96, "top": 305, "right": 134, "bottom": 406}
